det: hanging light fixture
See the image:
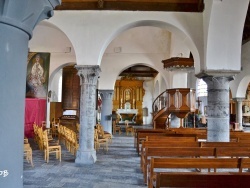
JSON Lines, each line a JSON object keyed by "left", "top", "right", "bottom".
{"left": 162, "top": 53, "right": 194, "bottom": 72}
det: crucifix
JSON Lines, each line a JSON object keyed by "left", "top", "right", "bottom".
{"left": 194, "top": 97, "right": 202, "bottom": 127}
{"left": 196, "top": 97, "right": 202, "bottom": 112}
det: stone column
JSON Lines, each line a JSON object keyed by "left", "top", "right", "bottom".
{"left": 202, "top": 76, "right": 234, "bottom": 142}
{"left": 234, "top": 98, "right": 244, "bottom": 130}
{"left": 0, "top": 1, "right": 60, "bottom": 187}
{"left": 99, "top": 90, "right": 114, "bottom": 134}
{"left": 75, "top": 65, "right": 101, "bottom": 165}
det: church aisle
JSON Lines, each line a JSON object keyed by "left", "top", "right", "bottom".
{"left": 23, "top": 135, "right": 145, "bottom": 188}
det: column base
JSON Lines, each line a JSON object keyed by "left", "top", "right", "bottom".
{"left": 75, "top": 149, "right": 97, "bottom": 165}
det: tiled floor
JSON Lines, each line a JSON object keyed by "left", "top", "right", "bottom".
{"left": 23, "top": 126, "right": 250, "bottom": 187}
{"left": 23, "top": 133, "right": 146, "bottom": 188}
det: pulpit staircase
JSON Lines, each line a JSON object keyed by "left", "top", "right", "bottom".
{"left": 152, "top": 88, "right": 196, "bottom": 129}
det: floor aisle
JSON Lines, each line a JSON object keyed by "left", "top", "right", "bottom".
{"left": 23, "top": 134, "right": 146, "bottom": 188}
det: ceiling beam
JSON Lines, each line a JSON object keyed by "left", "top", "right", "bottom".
{"left": 56, "top": 0, "right": 204, "bottom": 12}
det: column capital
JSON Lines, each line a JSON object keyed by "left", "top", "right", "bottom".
{"left": 75, "top": 65, "right": 101, "bottom": 85}
{"left": 199, "top": 75, "right": 234, "bottom": 90}
{"left": 232, "top": 97, "right": 245, "bottom": 102}
{"left": 196, "top": 70, "right": 240, "bottom": 79}
{"left": 0, "top": 0, "right": 61, "bottom": 39}
{"left": 99, "top": 90, "right": 114, "bottom": 100}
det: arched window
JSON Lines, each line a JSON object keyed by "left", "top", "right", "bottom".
{"left": 197, "top": 79, "right": 207, "bottom": 97}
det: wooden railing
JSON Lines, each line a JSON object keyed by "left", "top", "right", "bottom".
{"left": 152, "top": 88, "right": 196, "bottom": 128}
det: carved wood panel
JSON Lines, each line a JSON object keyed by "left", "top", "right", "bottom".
{"left": 62, "top": 65, "right": 80, "bottom": 111}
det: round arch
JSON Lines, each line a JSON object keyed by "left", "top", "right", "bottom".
{"left": 98, "top": 62, "right": 169, "bottom": 91}
{"left": 235, "top": 76, "right": 250, "bottom": 98}
{"left": 98, "top": 20, "right": 201, "bottom": 72}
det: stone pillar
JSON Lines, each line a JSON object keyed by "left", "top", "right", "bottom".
{"left": 75, "top": 65, "right": 101, "bottom": 165}
{"left": 202, "top": 76, "right": 234, "bottom": 142}
{"left": 0, "top": 1, "right": 60, "bottom": 187}
{"left": 99, "top": 90, "right": 114, "bottom": 134}
{"left": 234, "top": 98, "right": 244, "bottom": 130}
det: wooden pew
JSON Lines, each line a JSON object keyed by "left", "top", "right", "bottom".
{"left": 141, "top": 140, "right": 250, "bottom": 162}
{"left": 137, "top": 132, "right": 202, "bottom": 155}
{"left": 148, "top": 157, "right": 240, "bottom": 188}
{"left": 201, "top": 141, "right": 250, "bottom": 147}
{"left": 216, "top": 147, "right": 250, "bottom": 158}
{"left": 140, "top": 141, "right": 200, "bottom": 169}
{"left": 146, "top": 135, "right": 198, "bottom": 142}
{"left": 136, "top": 131, "right": 171, "bottom": 153}
{"left": 230, "top": 131, "right": 250, "bottom": 141}
{"left": 240, "top": 158, "right": 250, "bottom": 172}
{"left": 141, "top": 141, "right": 200, "bottom": 158}
{"left": 142, "top": 147, "right": 216, "bottom": 184}
{"left": 134, "top": 129, "right": 167, "bottom": 148}
{"left": 173, "top": 128, "right": 207, "bottom": 135}
{"left": 153, "top": 172, "right": 250, "bottom": 188}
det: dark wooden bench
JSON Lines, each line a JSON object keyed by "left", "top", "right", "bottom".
{"left": 200, "top": 141, "right": 250, "bottom": 147}
{"left": 142, "top": 147, "right": 216, "bottom": 183}
{"left": 173, "top": 128, "right": 207, "bottom": 135}
{"left": 135, "top": 128, "right": 205, "bottom": 153}
{"left": 134, "top": 129, "right": 167, "bottom": 148}
{"left": 146, "top": 134, "right": 198, "bottom": 142}
{"left": 136, "top": 131, "right": 173, "bottom": 153}
{"left": 153, "top": 172, "right": 250, "bottom": 188}
{"left": 137, "top": 132, "right": 203, "bottom": 155}
{"left": 148, "top": 157, "right": 241, "bottom": 188}
{"left": 140, "top": 141, "right": 200, "bottom": 169}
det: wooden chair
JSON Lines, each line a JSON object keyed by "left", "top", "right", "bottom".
{"left": 51, "top": 122, "right": 58, "bottom": 138}
{"left": 58, "top": 125, "right": 66, "bottom": 145}
{"left": 96, "top": 124, "right": 112, "bottom": 143}
{"left": 69, "top": 130, "right": 79, "bottom": 155}
{"left": 37, "top": 126, "right": 45, "bottom": 150}
{"left": 112, "top": 120, "right": 121, "bottom": 135}
{"left": 24, "top": 138, "right": 34, "bottom": 167}
{"left": 76, "top": 123, "right": 80, "bottom": 132}
{"left": 125, "top": 120, "right": 134, "bottom": 136}
{"left": 33, "top": 123, "right": 39, "bottom": 144}
{"left": 42, "top": 130, "right": 61, "bottom": 163}
{"left": 94, "top": 129, "right": 109, "bottom": 152}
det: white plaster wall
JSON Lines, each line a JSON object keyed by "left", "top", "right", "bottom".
{"left": 143, "top": 80, "right": 154, "bottom": 124}
{"left": 98, "top": 26, "right": 170, "bottom": 90}
{"left": 172, "top": 72, "right": 188, "bottom": 88}
{"left": 50, "top": 69, "right": 62, "bottom": 102}
{"left": 154, "top": 80, "right": 160, "bottom": 100}
{"left": 160, "top": 77, "right": 167, "bottom": 93}
{"left": 170, "top": 33, "right": 190, "bottom": 57}
{"left": 153, "top": 73, "right": 168, "bottom": 98}
{"left": 204, "top": 0, "right": 249, "bottom": 71}
{"left": 187, "top": 71, "right": 197, "bottom": 89}
{"left": 106, "top": 26, "right": 171, "bottom": 55}
{"left": 29, "top": 21, "right": 76, "bottom": 77}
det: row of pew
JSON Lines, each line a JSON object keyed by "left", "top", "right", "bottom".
{"left": 134, "top": 128, "right": 250, "bottom": 188}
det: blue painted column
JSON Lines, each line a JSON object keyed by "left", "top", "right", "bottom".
{"left": 99, "top": 90, "right": 114, "bottom": 134}
{"left": 0, "top": 1, "right": 60, "bottom": 187}
{"left": 75, "top": 65, "right": 101, "bottom": 165}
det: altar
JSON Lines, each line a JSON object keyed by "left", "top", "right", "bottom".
{"left": 116, "top": 109, "right": 138, "bottom": 123}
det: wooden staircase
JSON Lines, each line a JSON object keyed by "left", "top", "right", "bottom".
{"left": 152, "top": 88, "right": 196, "bottom": 129}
